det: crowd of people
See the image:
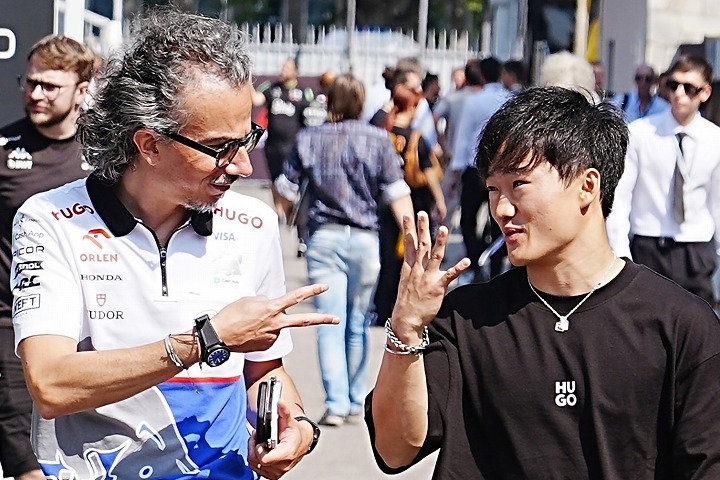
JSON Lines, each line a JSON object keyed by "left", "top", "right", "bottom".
{"left": 2, "top": 6, "right": 720, "bottom": 480}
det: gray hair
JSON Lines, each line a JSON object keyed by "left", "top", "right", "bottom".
{"left": 77, "top": 7, "right": 252, "bottom": 182}
{"left": 539, "top": 51, "right": 598, "bottom": 102}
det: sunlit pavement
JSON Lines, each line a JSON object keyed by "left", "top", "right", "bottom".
{"left": 233, "top": 179, "right": 438, "bottom": 480}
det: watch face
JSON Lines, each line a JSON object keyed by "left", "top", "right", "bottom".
{"left": 207, "top": 347, "right": 231, "bottom": 367}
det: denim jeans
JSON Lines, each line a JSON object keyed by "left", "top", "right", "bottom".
{"left": 306, "top": 225, "right": 380, "bottom": 416}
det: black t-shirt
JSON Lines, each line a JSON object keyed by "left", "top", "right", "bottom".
{"left": 0, "top": 118, "right": 89, "bottom": 325}
{"left": 369, "top": 110, "right": 435, "bottom": 213}
{"left": 263, "top": 81, "right": 310, "bottom": 160}
{"left": 366, "top": 261, "right": 720, "bottom": 479}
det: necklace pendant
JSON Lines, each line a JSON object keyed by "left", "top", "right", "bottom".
{"left": 555, "top": 316, "right": 569, "bottom": 332}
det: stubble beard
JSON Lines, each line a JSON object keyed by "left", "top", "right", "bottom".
{"left": 26, "top": 103, "right": 75, "bottom": 130}
{"left": 184, "top": 199, "right": 218, "bottom": 213}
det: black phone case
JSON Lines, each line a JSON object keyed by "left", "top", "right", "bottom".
{"left": 256, "top": 381, "right": 272, "bottom": 445}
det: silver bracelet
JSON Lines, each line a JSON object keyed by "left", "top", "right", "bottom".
{"left": 384, "top": 318, "right": 429, "bottom": 355}
{"left": 164, "top": 335, "right": 186, "bottom": 369}
{"left": 384, "top": 344, "right": 423, "bottom": 356}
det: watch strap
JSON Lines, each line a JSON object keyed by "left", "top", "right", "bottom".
{"left": 294, "top": 415, "right": 320, "bottom": 454}
{"left": 194, "top": 314, "right": 226, "bottom": 363}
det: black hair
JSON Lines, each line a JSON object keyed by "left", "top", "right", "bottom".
{"left": 502, "top": 60, "right": 526, "bottom": 85}
{"left": 422, "top": 73, "right": 439, "bottom": 90}
{"left": 476, "top": 86, "right": 628, "bottom": 217}
{"left": 669, "top": 55, "right": 714, "bottom": 85}
{"left": 480, "top": 57, "right": 502, "bottom": 84}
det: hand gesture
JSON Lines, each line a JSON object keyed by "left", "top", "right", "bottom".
{"left": 249, "top": 400, "right": 310, "bottom": 479}
{"left": 213, "top": 284, "right": 339, "bottom": 353}
{"left": 390, "top": 212, "right": 470, "bottom": 341}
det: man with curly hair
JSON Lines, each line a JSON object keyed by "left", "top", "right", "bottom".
{"left": 10, "top": 8, "right": 335, "bottom": 480}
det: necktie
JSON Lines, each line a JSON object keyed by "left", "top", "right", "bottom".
{"left": 673, "top": 132, "right": 687, "bottom": 224}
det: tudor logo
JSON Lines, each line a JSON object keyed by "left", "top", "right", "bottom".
{"left": 83, "top": 229, "right": 111, "bottom": 249}
{"left": 88, "top": 310, "right": 124, "bottom": 320}
{"left": 96, "top": 293, "right": 107, "bottom": 307}
{"left": 52, "top": 203, "right": 95, "bottom": 221}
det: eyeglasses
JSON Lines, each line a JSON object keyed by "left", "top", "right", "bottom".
{"left": 634, "top": 75, "right": 655, "bottom": 83}
{"left": 17, "top": 75, "right": 76, "bottom": 101}
{"left": 159, "top": 122, "right": 265, "bottom": 169}
{"left": 666, "top": 79, "right": 707, "bottom": 97}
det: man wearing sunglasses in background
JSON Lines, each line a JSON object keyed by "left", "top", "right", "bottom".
{"left": 607, "top": 55, "right": 720, "bottom": 307}
{"left": 10, "top": 8, "right": 334, "bottom": 480}
{"left": 610, "top": 64, "right": 669, "bottom": 123}
{"left": 0, "top": 34, "right": 95, "bottom": 480}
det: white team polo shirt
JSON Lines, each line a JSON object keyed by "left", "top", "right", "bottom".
{"left": 11, "top": 175, "right": 292, "bottom": 479}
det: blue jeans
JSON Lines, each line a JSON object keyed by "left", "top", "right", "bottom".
{"left": 306, "top": 225, "right": 380, "bottom": 416}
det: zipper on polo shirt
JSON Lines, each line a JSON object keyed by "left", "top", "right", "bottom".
{"left": 159, "top": 247, "right": 168, "bottom": 296}
{"left": 141, "top": 225, "right": 170, "bottom": 297}
{"left": 141, "top": 221, "right": 191, "bottom": 297}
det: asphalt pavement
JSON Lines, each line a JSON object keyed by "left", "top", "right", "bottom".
{"left": 232, "top": 180, "right": 439, "bottom": 480}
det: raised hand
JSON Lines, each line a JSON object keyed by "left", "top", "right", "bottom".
{"left": 391, "top": 212, "right": 471, "bottom": 341}
{"left": 213, "top": 284, "right": 339, "bottom": 353}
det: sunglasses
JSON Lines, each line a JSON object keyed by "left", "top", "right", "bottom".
{"left": 634, "top": 75, "right": 655, "bottom": 83}
{"left": 159, "top": 122, "right": 265, "bottom": 169}
{"left": 666, "top": 79, "right": 707, "bottom": 97}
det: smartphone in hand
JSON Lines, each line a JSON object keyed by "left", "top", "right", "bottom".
{"left": 256, "top": 376, "right": 282, "bottom": 449}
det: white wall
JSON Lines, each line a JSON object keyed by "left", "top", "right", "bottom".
{"left": 600, "top": 0, "right": 647, "bottom": 94}
{"left": 647, "top": 0, "right": 720, "bottom": 72}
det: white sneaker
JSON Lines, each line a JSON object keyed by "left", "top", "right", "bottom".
{"left": 318, "top": 411, "right": 344, "bottom": 427}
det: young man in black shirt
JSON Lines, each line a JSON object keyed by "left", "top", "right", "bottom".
{"left": 252, "top": 58, "right": 313, "bottom": 220}
{"left": 366, "top": 87, "right": 720, "bottom": 479}
{"left": 0, "top": 34, "right": 95, "bottom": 480}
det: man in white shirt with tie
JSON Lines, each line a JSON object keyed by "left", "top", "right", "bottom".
{"left": 607, "top": 55, "right": 720, "bottom": 305}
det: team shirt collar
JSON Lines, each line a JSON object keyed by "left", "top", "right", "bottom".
{"left": 85, "top": 174, "right": 214, "bottom": 237}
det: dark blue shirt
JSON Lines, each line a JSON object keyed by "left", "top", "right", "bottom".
{"left": 282, "top": 120, "right": 409, "bottom": 234}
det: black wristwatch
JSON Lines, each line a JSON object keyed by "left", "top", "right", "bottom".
{"left": 194, "top": 314, "right": 231, "bottom": 367}
{"left": 294, "top": 415, "right": 320, "bottom": 454}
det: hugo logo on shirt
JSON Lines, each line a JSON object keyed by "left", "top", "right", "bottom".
{"left": 555, "top": 380, "right": 577, "bottom": 407}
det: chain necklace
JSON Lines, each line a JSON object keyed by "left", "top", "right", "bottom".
{"left": 527, "top": 258, "right": 617, "bottom": 333}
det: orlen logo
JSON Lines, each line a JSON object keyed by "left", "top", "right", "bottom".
{"left": 52, "top": 203, "right": 95, "bottom": 221}
{"left": 83, "top": 229, "right": 111, "bottom": 249}
{"left": 555, "top": 380, "right": 577, "bottom": 407}
{"left": 213, "top": 207, "right": 263, "bottom": 229}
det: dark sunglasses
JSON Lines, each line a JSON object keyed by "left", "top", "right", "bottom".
{"left": 634, "top": 75, "right": 655, "bottom": 83}
{"left": 666, "top": 79, "right": 707, "bottom": 97}
{"left": 159, "top": 122, "right": 265, "bottom": 168}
